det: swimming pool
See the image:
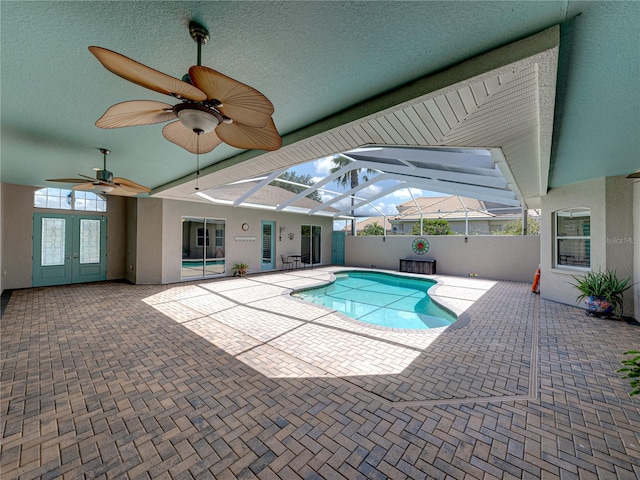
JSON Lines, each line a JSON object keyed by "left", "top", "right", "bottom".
{"left": 292, "top": 271, "right": 456, "bottom": 329}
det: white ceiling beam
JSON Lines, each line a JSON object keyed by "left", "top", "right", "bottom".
{"left": 334, "top": 183, "right": 411, "bottom": 216}
{"left": 347, "top": 146, "right": 495, "bottom": 169}
{"left": 307, "top": 173, "right": 398, "bottom": 214}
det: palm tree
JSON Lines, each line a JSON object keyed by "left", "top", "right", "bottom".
{"left": 330, "top": 155, "right": 375, "bottom": 235}
{"left": 362, "top": 221, "right": 385, "bottom": 236}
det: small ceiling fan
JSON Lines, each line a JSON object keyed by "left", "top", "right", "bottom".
{"left": 47, "top": 148, "right": 150, "bottom": 197}
{"left": 89, "top": 20, "right": 282, "bottom": 155}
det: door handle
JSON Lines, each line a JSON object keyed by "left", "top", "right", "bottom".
{"left": 72, "top": 253, "right": 79, "bottom": 259}
{"left": 65, "top": 254, "right": 72, "bottom": 259}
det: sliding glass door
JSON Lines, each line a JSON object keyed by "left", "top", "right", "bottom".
{"left": 301, "top": 225, "right": 321, "bottom": 266}
{"left": 182, "top": 217, "right": 226, "bottom": 279}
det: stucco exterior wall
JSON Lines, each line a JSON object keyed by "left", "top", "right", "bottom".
{"left": 634, "top": 179, "right": 640, "bottom": 321}
{"left": 605, "top": 176, "right": 635, "bottom": 316}
{"left": 159, "top": 198, "right": 334, "bottom": 284}
{"left": 540, "top": 176, "right": 636, "bottom": 316}
{"left": 0, "top": 183, "right": 3, "bottom": 294}
{"left": 106, "top": 195, "right": 127, "bottom": 280}
{"left": 0, "top": 183, "right": 129, "bottom": 289}
{"left": 125, "top": 198, "right": 137, "bottom": 284}
{"left": 540, "top": 178, "right": 606, "bottom": 307}
{"left": 135, "top": 198, "right": 163, "bottom": 284}
{"left": 345, "top": 234, "right": 540, "bottom": 283}
{"left": 1, "top": 184, "right": 34, "bottom": 290}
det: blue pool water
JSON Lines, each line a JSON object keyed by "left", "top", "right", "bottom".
{"left": 293, "top": 271, "right": 456, "bottom": 329}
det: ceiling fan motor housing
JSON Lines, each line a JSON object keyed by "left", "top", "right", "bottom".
{"left": 96, "top": 170, "right": 114, "bottom": 183}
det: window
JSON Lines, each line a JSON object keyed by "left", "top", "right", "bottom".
{"left": 34, "top": 188, "right": 106, "bottom": 212}
{"left": 555, "top": 208, "right": 590, "bottom": 269}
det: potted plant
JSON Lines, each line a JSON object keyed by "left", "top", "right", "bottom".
{"left": 570, "top": 269, "right": 633, "bottom": 317}
{"left": 231, "top": 262, "right": 249, "bottom": 277}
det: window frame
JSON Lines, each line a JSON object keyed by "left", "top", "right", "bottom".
{"left": 34, "top": 188, "right": 107, "bottom": 212}
{"left": 554, "top": 208, "right": 591, "bottom": 271}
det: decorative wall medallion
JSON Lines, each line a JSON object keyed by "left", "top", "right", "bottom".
{"left": 412, "top": 237, "right": 429, "bottom": 255}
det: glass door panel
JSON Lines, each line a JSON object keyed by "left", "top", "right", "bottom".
{"left": 182, "top": 217, "right": 205, "bottom": 279}
{"left": 79, "top": 219, "right": 101, "bottom": 264}
{"left": 261, "top": 221, "right": 275, "bottom": 270}
{"left": 300, "top": 225, "right": 321, "bottom": 266}
{"left": 205, "top": 221, "right": 225, "bottom": 276}
{"left": 41, "top": 218, "right": 66, "bottom": 266}
{"left": 312, "top": 226, "right": 321, "bottom": 264}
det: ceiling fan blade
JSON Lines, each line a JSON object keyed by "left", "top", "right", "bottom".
{"left": 95, "top": 100, "right": 176, "bottom": 129}
{"left": 216, "top": 118, "right": 282, "bottom": 151}
{"left": 72, "top": 183, "right": 99, "bottom": 191}
{"left": 162, "top": 120, "right": 223, "bottom": 154}
{"left": 107, "top": 186, "right": 143, "bottom": 197}
{"left": 189, "top": 66, "right": 274, "bottom": 128}
{"left": 627, "top": 172, "right": 640, "bottom": 178}
{"left": 89, "top": 46, "right": 207, "bottom": 101}
{"left": 113, "top": 177, "right": 151, "bottom": 193}
{"left": 79, "top": 173, "right": 99, "bottom": 181}
{"left": 47, "top": 178, "right": 93, "bottom": 184}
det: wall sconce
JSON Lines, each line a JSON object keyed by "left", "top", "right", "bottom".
{"left": 279, "top": 225, "right": 286, "bottom": 241}
{"left": 288, "top": 232, "right": 295, "bottom": 240}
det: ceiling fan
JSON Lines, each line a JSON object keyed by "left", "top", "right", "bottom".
{"left": 89, "top": 21, "right": 282, "bottom": 155}
{"left": 47, "top": 148, "right": 150, "bottom": 197}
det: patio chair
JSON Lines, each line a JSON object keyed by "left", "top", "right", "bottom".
{"left": 281, "top": 255, "right": 294, "bottom": 271}
{"left": 300, "top": 254, "right": 313, "bottom": 269}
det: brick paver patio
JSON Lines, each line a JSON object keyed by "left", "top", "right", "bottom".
{"left": 2, "top": 267, "right": 639, "bottom": 479}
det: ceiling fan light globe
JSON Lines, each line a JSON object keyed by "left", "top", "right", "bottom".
{"left": 176, "top": 107, "right": 219, "bottom": 133}
{"left": 94, "top": 184, "right": 114, "bottom": 193}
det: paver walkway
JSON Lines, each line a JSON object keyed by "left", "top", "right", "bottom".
{"left": 1, "top": 268, "right": 639, "bottom": 479}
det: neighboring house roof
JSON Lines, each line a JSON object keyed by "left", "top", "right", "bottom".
{"left": 393, "top": 196, "right": 517, "bottom": 221}
{"left": 351, "top": 196, "right": 527, "bottom": 232}
{"left": 352, "top": 217, "right": 394, "bottom": 232}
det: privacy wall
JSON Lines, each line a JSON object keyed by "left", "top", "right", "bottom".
{"left": 345, "top": 234, "right": 540, "bottom": 283}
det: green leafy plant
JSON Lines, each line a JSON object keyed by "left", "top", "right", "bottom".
{"left": 410, "top": 219, "right": 453, "bottom": 235}
{"left": 231, "top": 262, "right": 249, "bottom": 277}
{"left": 617, "top": 350, "right": 640, "bottom": 396}
{"left": 570, "top": 269, "right": 633, "bottom": 316}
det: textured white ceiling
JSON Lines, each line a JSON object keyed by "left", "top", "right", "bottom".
{"left": 1, "top": 1, "right": 638, "bottom": 199}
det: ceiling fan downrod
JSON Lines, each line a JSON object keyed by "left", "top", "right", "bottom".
{"left": 99, "top": 148, "right": 110, "bottom": 170}
{"left": 189, "top": 21, "right": 209, "bottom": 67}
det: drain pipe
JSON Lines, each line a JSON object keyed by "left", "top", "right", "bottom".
{"left": 522, "top": 207, "right": 527, "bottom": 235}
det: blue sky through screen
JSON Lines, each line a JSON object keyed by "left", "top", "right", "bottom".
{"left": 288, "top": 155, "right": 446, "bottom": 220}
